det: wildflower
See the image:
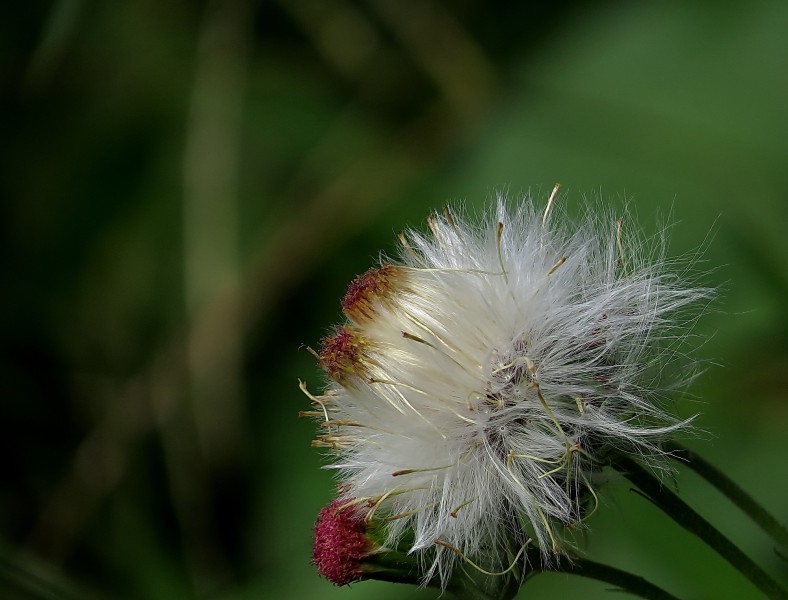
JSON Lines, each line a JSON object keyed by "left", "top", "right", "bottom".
{"left": 302, "top": 188, "right": 710, "bottom": 587}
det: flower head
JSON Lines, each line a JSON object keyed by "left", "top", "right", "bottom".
{"left": 302, "top": 190, "right": 710, "bottom": 586}
{"left": 313, "top": 499, "right": 373, "bottom": 585}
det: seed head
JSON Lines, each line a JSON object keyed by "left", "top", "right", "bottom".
{"left": 302, "top": 192, "right": 711, "bottom": 586}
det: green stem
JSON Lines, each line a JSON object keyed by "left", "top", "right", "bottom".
{"left": 364, "top": 549, "right": 422, "bottom": 586}
{"left": 366, "top": 548, "right": 521, "bottom": 600}
{"left": 616, "top": 455, "right": 788, "bottom": 600}
{"left": 665, "top": 442, "right": 788, "bottom": 550}
{"left": 443, "top": 542, "right": 679, "bottom": 600}
{"left": 548, "top": 557, "right": 681, "bottom": 600}
{"left": 444, "top": 555, "right": 523, "bottom": 600}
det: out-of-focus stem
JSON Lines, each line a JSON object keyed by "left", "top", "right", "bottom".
{"left": 617, "top": 455, "right": 788, "bottom": 600}
{"left": 666, "top": 442, "right": 788, "bottom": 550}
{"left": 548, "top": 557, "right": 681, "bottom": 600}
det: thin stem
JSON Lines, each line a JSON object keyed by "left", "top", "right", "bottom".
{"left": 665, "top": 442, "right": 788, "bottom": 550}
{"left": 445, "top": 544, "right": 676, "bottom": 600}
{"left": 616, "top": 455, "right": 788, "bottom": 600}
{"left": 548, "top": 557, "right": 681, "bottom": 600}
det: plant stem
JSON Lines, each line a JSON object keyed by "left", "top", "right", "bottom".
{"left": 616, "top": 455, "right": 788, "bottom": 600}
{"left": 548, "top": 557, "right": 681, "bottom": 600}
{"left": 665, "top": 442, "right": 788, "bottom": 550}
{"left": 445, "top": 546, "right": 677, "bottom": 600}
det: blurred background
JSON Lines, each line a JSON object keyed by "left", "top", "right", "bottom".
{"left": 2, "top": 1, "right": 788, "bottom": 598}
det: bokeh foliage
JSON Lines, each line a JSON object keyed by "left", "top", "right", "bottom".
{"left": 2, "top": 1, "right": 787, "bottom": 598}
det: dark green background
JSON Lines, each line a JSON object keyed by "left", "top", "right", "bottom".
{"left": 2, "top": 1, "right": 787, "bottom": 598}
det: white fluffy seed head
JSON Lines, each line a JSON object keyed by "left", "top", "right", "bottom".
{"left": 304, "top": 193, "right": 712, "bottom": 587}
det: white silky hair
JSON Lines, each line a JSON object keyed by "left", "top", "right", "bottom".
{"left": 315, "top": 192, "right": 712, "bottom": 587}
